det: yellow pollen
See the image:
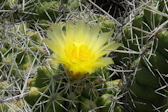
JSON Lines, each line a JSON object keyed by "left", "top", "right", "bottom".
{"left": 73, "top": 41, "right": 83, "bottom": 58}
{"left": 67, "top": 41, "right": 91, "bottom": 61}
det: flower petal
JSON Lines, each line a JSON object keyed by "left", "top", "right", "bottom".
{"left": 43, "top": 39, "right": 58, "bottom": 52}
{"left": 81, "top": 25, "right": 90, "bottom": 44}
{"left": 43, "top": 20, "right": 121, "bottom": 78}
{"left": 88, "top": 24, "right": 100, "bottom": 48}
{"left": 51, "top": 24, "right": 65, "bottom": 40}
{"left": 43, "top": 39, "right": 65, "bottom": 58}
{"left": 92, "top": 31, "right": 113, "bottom": 52}
{"left": 104, "top": 42, "right": 121, "bottom": 50}
{"left": 96, "top": 41, "right": 121, "bottom": 57}
{"left": 46, "top": 30, "right": 65, "bottom": 48}
{"left": 74, "top": 20, "right": 85, "bottom": 42}
{"left": 66, "top": 21, "right": 75, "bottom": 44}
{"left": 90, "top": 58, "right": 114, "bottom": 68}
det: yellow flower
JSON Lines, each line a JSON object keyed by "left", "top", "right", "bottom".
{"left": 43, "top": 20, "right": 121, "bottom": 78}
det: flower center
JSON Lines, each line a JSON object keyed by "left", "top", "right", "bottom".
{"left": 67, "top": 41, "right": 91, "bottom": 61}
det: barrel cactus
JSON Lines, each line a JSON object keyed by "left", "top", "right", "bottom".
{"left": 118, "top": 0, "right": 168, "bottom": 111}
{"left": 0, "top": 0, "right": 168, "bottom": 112}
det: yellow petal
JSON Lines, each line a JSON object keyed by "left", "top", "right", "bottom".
{"left": 66, "top": 21, "right": 75, "bottom": 44}
{"left": 46, "top": 30, "right": 57, "bottom": 42}
{"left": 88, "top": 25, "right": 100, "bottom": 48}
{"left": 90, "top": 58, "right": 114, "bottom": 68}
{"left": 81, "top": 25, "right": 90, "bottom": 44}
{"left": 43, "top": 39, "right": 57, "bottom": 52}
{"left": 96, "top": 41, "right": 121, "bottom": 57}
{"left": 74, "top": 20, "right": 85, "bottom": 42}
{"left": 51, "top": 24, "right": 65, "bottom": 40}
{"left": 43, "top": 20, "right": 121, "bottom": 78}
{"left": 104, "top": 42, "right": 121, "bottom": 50}
{"left": 92, "top": 31, "right": 113, "bottom": 52}
{"left": 43, "top": 39, "right": 65, "bottom": 58}
{"left": 46, "top": 30, "right": 65, "bottom": 48}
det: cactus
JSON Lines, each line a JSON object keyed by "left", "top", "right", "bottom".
{"left": 118, "top": 0, "right": 168, "bottom": 111}
{"left": 0, "top": 1, "right": 124, "bottom": 111}
{"left": 1, "top": 0, "right": 168, "bottom": 112}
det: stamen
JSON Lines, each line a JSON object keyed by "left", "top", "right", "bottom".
{"left": 66, "top": 41, "right": 91, "bottom": 61}
{"left": 73, "top": 41, "right": 84, "bottom": 58}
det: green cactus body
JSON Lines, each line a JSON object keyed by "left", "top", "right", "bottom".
{"left": 0, "top": 103, "right": 9, "bottom": 112}
{"left": 2, "top": 0, "right": 168, "bottom": 111}
{"left": 143, "top": 51, "right": 168, "bottom": 74}
{"left": 35, "top": 66, "right": 53, "bottom": 88}
{"left": 0, "top": 81, "right": 9, "bottom": 96}
{"left": 130, "top": 82, "right": 163, "bottom": 103}
{"left": 106, "top": 79, "right": 122, "bottom": 95}
{"left": 98, "top": 94, "right": 114, "bottom": 112}
{"left": 129, "top": 96, "right": 157, "bottom": 112}
{"left": 132, "top": 12, "right": 148, "bottom": 37}
{"left": 144, "top": 1, "right": 166, "bottom": 29}
{"left": 99, "top": 17, "right": 115, "bottom": 33}
{"left": 129, "top": 46, "right": 168, "bottom": 111}
{"left": 67, "top": 0, "right": 80, "bottom": 10}
{"left": 35, "top": 1, "right": 59, "bottom": 19}
{"left": 135, "top": 63, "right": 161, "bottom": 88}
{"left": 69, "top": 108, "right": 78, "bottom": 112}
{"left": 144, "top": 9, "right": 161, "bottom": 29}
{"left": 82, "top": 83, "right": 99, "bottom": 101}
{"left": 45, "top": 93, "right": 65, "bottom": 112}
{"left": 66, "top": 92, "right": 79, "bottom": 110}
{"left": 114, "top": 104, "right": 124, "bottom": 112}
{"left": 15, "top": 52, "right": 33, "bottom": 70}
{"left": 119, "top": 0, "right": 168, "bottom": 111}
{"left": 79, "top": 96, "right": 98, "bottom": 112}
{"left": 98, "top": 94, "right": 124, "bottom": 112}
{"left": 25, "top": 86, "right": 47, "bottom": 106}
{"left": 157, "top": 30, "right": 168, "bottom": 59}
{"left": 161, "top": 87, "right": 168, "bottom": 112}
